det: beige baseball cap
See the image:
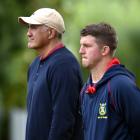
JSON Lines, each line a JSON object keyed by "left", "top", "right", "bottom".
{"left": 18, "top": 8, "right": 65, "bottom": 34}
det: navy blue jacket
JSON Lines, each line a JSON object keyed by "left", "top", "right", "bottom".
{"left": 81, "top": 64, "right": 140, "bottom": 140}
{"left": 26, "top": 47, "right": 83, "bottom": 140}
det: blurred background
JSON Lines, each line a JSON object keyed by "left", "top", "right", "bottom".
{"left": 0, "top": 0, "right": 140, "bottom": 139}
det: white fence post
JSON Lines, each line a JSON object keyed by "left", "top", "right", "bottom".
{"left": 10, "top": 109, "right": 27, "bottom": 140}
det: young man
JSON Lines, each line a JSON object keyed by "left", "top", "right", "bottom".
{"left": 79, "top": 22, "right": 140, "bottom": 140}
{"left": 18, "top": 8, "right": 83, "bottom": 140}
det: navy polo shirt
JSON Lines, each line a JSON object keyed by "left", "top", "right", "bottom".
{"left": 26, "top": 46, "right": 83, "bottom": 140}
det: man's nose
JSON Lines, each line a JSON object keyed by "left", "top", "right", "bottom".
{"left": 79, "top": 45, "right": 85, "bottom": 54}
{"left": 27, "top": 27, "right": 32, "bottom": 37}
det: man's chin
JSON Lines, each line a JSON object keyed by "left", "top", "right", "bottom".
{"left": 82, "top": 63, "right": 88, "bottom": 68}
{"left": 28, "top": 44, "right": 35, "bottom": 49}
{"left": 82, "top": 63, "right": 91, "bottom": 69}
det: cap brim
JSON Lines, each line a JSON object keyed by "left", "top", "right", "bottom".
{"left": 18, "top": 17, "right": 42, "bottom": 25}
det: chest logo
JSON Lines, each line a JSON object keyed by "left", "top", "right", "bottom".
{"left": 98, "top": 103, "right": 108, "bottom": 119}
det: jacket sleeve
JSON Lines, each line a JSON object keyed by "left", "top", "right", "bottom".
{"left": 47, "top": 62, "right": 83, "bottom": 140}
{"left": 112, "top": 75, "right": 140, "bottom": 138}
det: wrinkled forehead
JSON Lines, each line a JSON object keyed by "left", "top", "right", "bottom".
{"left": 28, "top": 24, "right": 50, "bottom": 31}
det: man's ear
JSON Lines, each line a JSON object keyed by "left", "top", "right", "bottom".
{"left": 101, "top": 45, "right": 110, "bottom": 56}
{"left": 48, "top": 29, "right": 56, "bottom": 39}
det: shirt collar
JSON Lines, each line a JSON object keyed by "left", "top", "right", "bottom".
{"left": 40, "top": 42, "right": 64, "bottom": 61}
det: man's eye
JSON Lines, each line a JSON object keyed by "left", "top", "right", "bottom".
{"left": 28, "top": 25, "right": 39, "bottom": 29}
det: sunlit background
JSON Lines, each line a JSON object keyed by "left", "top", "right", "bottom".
{"left": 0, "top": 0, "right": 140, "bottom": 139}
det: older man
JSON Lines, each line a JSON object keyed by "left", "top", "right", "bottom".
{"left": 18, "top": 8, "right": 83, "bottom": 140}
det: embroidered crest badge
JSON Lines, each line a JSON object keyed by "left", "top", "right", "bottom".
{"left": 98, "top": 103, "right": 108, "bottom": 119}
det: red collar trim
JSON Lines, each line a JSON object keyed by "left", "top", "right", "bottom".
{"left": 106, "top": 58, "right": 120, "bottom": 71}
{"left": 86, "top": 58, "right": 120, "bottom": 95}
{"left": 40, "top": 43, "right": 64, "bottom": 61}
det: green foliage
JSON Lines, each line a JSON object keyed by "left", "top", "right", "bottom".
{"left": 0, "top": 0, "right": 140, "bottom": 139}
{"left": 63, "top": 0, "right": 140, "bottom": 85}
{"left": 0, "top": 0, "right": 140, "bottom": 113}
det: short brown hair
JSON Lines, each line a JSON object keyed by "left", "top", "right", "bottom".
{"left": 80, "top": 22, "right": 118, "bottom": 54}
